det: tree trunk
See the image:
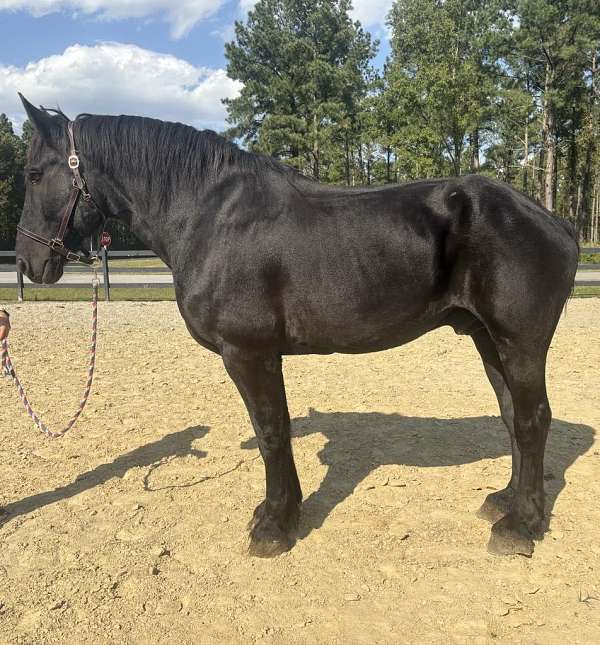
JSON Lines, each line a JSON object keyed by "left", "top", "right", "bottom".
{"left": 541, "top": 62, "right": 555, "bottom": 209}
{"left": 469, "top": 129, "right": 480, "bottom": 172}
{"left": 386, "top": 146, "right": 391, "bottom": 183}
{"left": 505, "top": 147, "right": 515, "bottom": 183}
{"left": 312, "top": 112, "right": 320, "bottom": 180}
{"left": 592, "top": 185, "right": 599, "bottom": 243}
{"left": 344, "top": 131, "right": 351, "bottom": 186}
{"left": 453, "top": 137, "right": 462, "bottom": 176}
{"left": 522, "top": 70, "right": 531, "bottom": 195}
{"left": 358, "top": 143, "right": 364, "bottom": 184}
{"left": 543, "top": 110, "right": 556, "bottom": 211}
{"left": 552, "top": 144, "right": 558, "bottom": 213}
{"left": 576, "top": 51, "right": 598, "bottom": 239}
{"left": 522, "top": 119, "right": 529, "bottom": 193}
{"left": 576, "top": 140, "right": 594, "bottom": 237}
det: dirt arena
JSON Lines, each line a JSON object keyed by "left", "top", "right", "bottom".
{"left": 1, "top": 299, "right": 599, "bottom": 644}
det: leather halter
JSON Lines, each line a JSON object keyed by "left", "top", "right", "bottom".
{"left": 17, "top": 121, "right": 103, "bottom": 265}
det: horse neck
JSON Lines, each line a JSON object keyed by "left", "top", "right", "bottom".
{"left": 91, "top": 151, "right": 217, "bottom": 270}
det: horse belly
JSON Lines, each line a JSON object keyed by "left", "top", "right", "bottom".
{"left": 282, "top": 255, "right": 444, "bottom": 354}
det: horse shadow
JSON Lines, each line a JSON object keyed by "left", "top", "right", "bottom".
{"left": 241, "top": 409, "right": 595, "bottom": 539}
{"left": 1, "top": 414, "right": 593, "bottom": 541}
{"left": 0, "top": 425, "right": 209, "bottom": 529}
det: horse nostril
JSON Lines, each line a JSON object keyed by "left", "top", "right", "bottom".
{"left": 16, "top": 258, "right": 29, "bottom": 275}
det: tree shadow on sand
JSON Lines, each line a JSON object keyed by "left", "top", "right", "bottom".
{"left": 241, "top": 409, "right": 595, "bottom": 540}
{"left": 0, "top": 425, "right": 209, "bottom": 529}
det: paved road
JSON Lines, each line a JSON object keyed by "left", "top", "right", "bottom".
{"left": 0, "top": 272, "right": 174, "bottom": 286}
{"left": 576, "top": 270, "right": 600, "bottom": 282}
{"left": 1, "top": 270, "right": 599, "bottom": 287}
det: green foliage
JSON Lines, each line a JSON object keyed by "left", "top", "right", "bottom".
{"left": 383, "top": 0, "right": 520, "bottom": 177}
{"left": 0, "top": 114, "right": 26, "bottom": 249}
{"left": 225, "top": 0, "right": 600, "bottom": 241}
{"left": 579, "top": 252, "right": 600, "bottom": 264}
{"left": 224, "top": 0, "right": 377, "bottom": 181}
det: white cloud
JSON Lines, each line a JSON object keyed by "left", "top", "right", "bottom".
{"left": 211, "top": 21, "right": 235, "bottom": 42}
{"left": 238, "top": 0, "right": 257, "bottom": 13}
{"left": 0, "top": 0, "right": 225, "bottom": 39}
{"left": 236, "top": 0, "right": 392, "bottom": 27}
{"left": 0, "top": 42, "right": 242, "bottom": 132}
{"left": 349, "top": 0, "right": 393, "bottom": 28}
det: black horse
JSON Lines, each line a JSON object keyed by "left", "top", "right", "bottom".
{"left": 14, "top": 95, "right": 579, "bottom": 558}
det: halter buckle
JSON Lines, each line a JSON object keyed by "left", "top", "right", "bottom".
{"left": 66, "top": 251, "right": 81, "bottom": 262}
{"left": 68, "top": 154, "right": 80, "bottom": 169}
{"left": 49, "top": 238, "right": 64, "bottom": 250}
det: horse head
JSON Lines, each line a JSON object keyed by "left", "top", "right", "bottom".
{"left": 16, "top": 94, "right": 104, "bottom": 283}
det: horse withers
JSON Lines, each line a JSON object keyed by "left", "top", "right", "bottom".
{"left": 14, "top": 95, "right": 579, "bottom": 558}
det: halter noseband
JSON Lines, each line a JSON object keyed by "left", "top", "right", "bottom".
{"left": 17, "top": 120, "right": 103, "bottom": 266}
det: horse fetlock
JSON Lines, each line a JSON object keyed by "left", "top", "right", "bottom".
{"left": 248, "top": 495, "right": 301, "bottom": 534}
{"left": 513, "top": 497, "right": 545, "bottom": 537}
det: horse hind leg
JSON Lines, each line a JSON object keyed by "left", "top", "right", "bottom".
{"left": 470, "top": 327, "right": 520, "bottom": 523}
{"left": 485, "top": 344, "right": 551, "bottom": 557}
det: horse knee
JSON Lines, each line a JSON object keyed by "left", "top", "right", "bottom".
{"left": 514, "top": 400, "right": 551, "bottom": 450}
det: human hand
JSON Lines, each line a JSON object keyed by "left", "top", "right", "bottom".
{"left": 0, "top": 310, "right": 10, "bottom": 342}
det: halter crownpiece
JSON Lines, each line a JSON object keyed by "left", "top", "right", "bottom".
{"left": 17, "top": 119, "right": 104, "bottom": 266}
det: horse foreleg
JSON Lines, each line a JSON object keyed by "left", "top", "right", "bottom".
{"left": 222, "top": 345, "right": 302, "bottom": 557}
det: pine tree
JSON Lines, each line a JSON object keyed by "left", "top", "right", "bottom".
{"left": 224, "top": 0, "right": 377, "bottom": 181}
{"left": 385, "top": 0, "right": 508, "bottom": 177}
{"left": 513, "top": 0, "right": 600, "bottom": 213}
{"left": 0, "top": 115, "right": 26, "bottom": 249}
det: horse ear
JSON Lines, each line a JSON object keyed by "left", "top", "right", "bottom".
{"left": 18, "top": 93, "right": 55, "bottom": 143}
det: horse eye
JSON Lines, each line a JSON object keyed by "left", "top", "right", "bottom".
{"left": 28, "top": 170, "right": 42, "bottom": 184}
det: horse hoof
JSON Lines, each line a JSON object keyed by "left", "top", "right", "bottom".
{"left": 248, "top": 535, "right": 291, "bottom": 558}
{"left": 247, "top": 510, "right": 294, "bottom": 558}
{"left": 487, "top": 514, "right": 534, "bottom": 558}
{"left": 248, "top": 523, "right": 292, "bottom": 558}
{"left": 477, "top": 490, "right": 513, "bottom": 524}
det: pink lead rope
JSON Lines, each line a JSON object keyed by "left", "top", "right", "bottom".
{"left": 1, "top": 276, "right": 99, "bottom": 439}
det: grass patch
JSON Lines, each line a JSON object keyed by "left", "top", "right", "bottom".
{"left": 106, "top": 258, "right": 167, "bottom": 269}
{"left": 0, "top": 287, "right": 176, "bottom": 302}
{"left": 1, "top": 285, "right": 598, "bottom": 303}
{"left": 579, "top": 252, "right": 600, "bottom": 264}
{"left": 0, "top": 257, "right": 167, "bottom": 268}
{"left": 573, "top": 286, "right": 600, "bottom": 298}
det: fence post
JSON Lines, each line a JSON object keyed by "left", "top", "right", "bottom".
{"left": 101, "top": 246, "right": 111, "bottom": 302}
{"left": 17, "top": 265, "right": 24, "bottom": 302}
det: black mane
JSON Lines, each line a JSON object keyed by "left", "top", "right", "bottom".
{"left": 77, "top": 113, "right": 294, "bottom": 181}
{"left": 34, "top": 108, "right": 301, "bottom": 206}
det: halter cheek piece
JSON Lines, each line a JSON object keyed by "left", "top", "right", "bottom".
{"left": 17, "top": 120, "right": 104, "bottom": 266}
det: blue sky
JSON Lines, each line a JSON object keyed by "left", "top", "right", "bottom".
{"left": 0, "top": 1, "right": 391, "bottom": 132}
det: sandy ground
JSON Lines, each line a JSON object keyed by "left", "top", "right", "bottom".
{"left": 0, "top": 299, "right": 599, "bottom": 644}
